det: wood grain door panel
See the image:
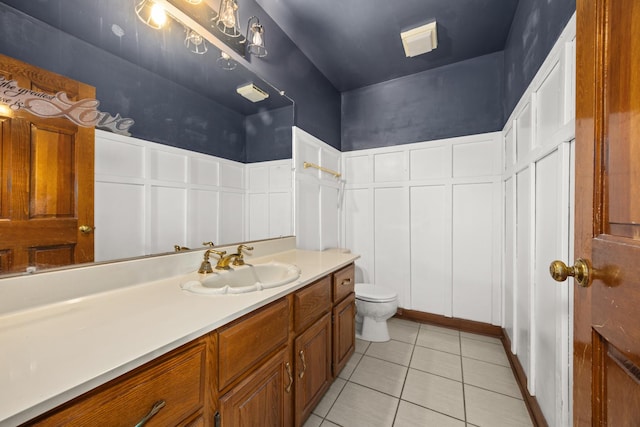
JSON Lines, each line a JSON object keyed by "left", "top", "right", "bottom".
{"left": 0, "top": 53, "right": 94, "bottom": 274}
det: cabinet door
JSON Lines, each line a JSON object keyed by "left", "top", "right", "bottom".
{"left": 218, "top": 347, "right": 292, "bottom": 427}
{"left": 333, "top": 293, "right": 356, "bottom": 377}
{"left": 294, "top": 312, "right": 332, "bottom": 426}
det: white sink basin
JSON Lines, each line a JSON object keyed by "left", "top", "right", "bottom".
{"left": 181, "top": 261, "right": 301, "bottom": 295}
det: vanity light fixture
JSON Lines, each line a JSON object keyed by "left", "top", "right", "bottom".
{"left": 135, "top": 0, "right": 167, "bottom": 29}
{"left": 185, "top": 0, "right": 203, "bottom": 4}
{"left": 215, "top": 0, "right": 242, "bottom": 38}
{"left": 184, "top": 28, "right": 208, "bottom": 54}
{"left": 217, "top": 51, "right": 237, "bottom": 70}
{"left": 246, "top": 16, "right": 267, "bottom": 57}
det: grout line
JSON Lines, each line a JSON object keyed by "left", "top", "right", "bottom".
{"left": 460, "top": 332, "right": 468, "bottom": 424}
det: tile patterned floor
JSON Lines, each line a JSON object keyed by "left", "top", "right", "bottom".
{"left": 303, "top": 318, "right": 533, "bottom": 427}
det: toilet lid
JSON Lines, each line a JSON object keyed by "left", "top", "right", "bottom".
{"left": 355, "top": 283, "right": 397, "bottom": 303}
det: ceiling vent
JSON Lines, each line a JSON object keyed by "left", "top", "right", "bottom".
{"left": 236, "top": 83, "right": 269, "bottom": 102}
{"left": 401, "top": 21, "right": 438, "bottom": 57}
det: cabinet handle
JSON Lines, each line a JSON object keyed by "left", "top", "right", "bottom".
{"left": 134, "top": 400, "right": 166, "bottom": 427}
{"left": 341, "top": 278, "right": 352, "bottom": 286}
{"left": 285, "top": 362, "right": 293, "bottom": 393}
{"left": 298, "top": 350, "right": 307, "bottom": 379}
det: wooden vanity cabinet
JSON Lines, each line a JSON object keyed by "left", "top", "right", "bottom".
{"left": 26, "top": 338, "right": 208, "bottom": 427}
{"left": 215, "top": 298, "right": 292, "bottom": 427}
{"left": 331, "top": 264, "right": 356, "bottom": 377}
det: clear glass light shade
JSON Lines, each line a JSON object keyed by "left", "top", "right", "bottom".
{"left": 135, "top": 0, "right": 167, "bottom": 29}
{"left": 217, "top": 52, "right": 237, "bottom": 70}
{"left": 215, "top": 0, "right": 242, "bottom": 37}
{"left": 185, "top": 0, "right": 203, "bottom": 4}
{"left": 246, "top": 17, "right": 267, "bottom": 57}
{"left": 184, "top": 29, "right": 208, "bottom": 54}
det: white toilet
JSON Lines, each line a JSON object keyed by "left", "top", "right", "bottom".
{"left": 355, "top": 283, "right": 398, "bottom": 342}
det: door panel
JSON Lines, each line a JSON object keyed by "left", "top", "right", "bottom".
{"left": 575, "top": 0, "right": 640, "bottom": 424}
{"left": 0, "top": 53, "right": 94, "bottom": 274}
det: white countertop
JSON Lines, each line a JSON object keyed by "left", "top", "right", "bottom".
{"left": 0, "top": 241, "right": 358, "bottom": 426}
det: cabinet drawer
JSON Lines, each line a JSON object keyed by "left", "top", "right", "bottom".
{"left": 294, "top": 276, "right": 331, "bottom": 333}
{"left": 332, "top": 264, "right": 355, "bottom": 303}
{"left": 31, "top": 341, "right": 206, "bottom": 427}
{"left": 217, "top": 298, "right": 289, "bottom": 391}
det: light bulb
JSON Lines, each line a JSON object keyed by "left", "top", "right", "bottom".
{"left": 150, "top": 3, "right": 167, "bottom": 27}
{"left": 220, "top": 1, "right": 237, "bottom": 28}
{"left": 252, "top": 29, "right": 263, "bottom": 46}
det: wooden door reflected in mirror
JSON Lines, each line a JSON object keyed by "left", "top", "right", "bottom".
{"left": 0, "top": 54, "right": 94, "bottom": 274}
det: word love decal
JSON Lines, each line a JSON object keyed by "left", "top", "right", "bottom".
{"left": 0, "top": 76, "right": 134, "bottom": 136}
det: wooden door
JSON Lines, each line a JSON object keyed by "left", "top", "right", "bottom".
{"left": 332, "top": 293, "right": 356, "bottom": 377}
{"left": 0, "top": 54, "right": 94, "bottom": 274}
{"left": 218, "top": 347, "right": 292, "bottom": 427}
{"left": 294, "top": 312, "right": 332, "bottom": 427}
{"left": 573, "top": 0, "right": 640, "bottom": 424}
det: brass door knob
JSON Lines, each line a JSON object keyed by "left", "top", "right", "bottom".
{"left": 78, "top": 225, "right": 95, "bottom": 234}
{"left": 549, "top": 259, "right": 592, "bottom": 287}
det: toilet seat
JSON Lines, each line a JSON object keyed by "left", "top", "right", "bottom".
{"left": 355, "top": 283, "right": 397, "bottom": 303}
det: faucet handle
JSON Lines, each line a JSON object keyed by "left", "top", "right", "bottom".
{"left": 206, "top": 249, "right": 226, "bottom": 260}
{"left": 232, "top": 245, "right": 254, "bottom": 266}
{"left": 237, "top": 244, "right": 254, "bottom": 253}
{"left": 174, "top": 245, "right": 190, "bottom": 252}
{"left": 202, "top": 241, "right": 215, "bottom": 247}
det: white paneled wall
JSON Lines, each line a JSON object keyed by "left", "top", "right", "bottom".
{"left": 246, "top": 160, "right": 293, "bottom": 241}
{"left": 502, "top": 14, "right": 576, "bottom": 427}
{"left": 342, "top": 133, "right": 502, "bottom": 320}
{"left": 293, "top": 127, "right": 342, "bottom": 251}
{"left": 95, "top": 130, "right": 291, "bottom": 262}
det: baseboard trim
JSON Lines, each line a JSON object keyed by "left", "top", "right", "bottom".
{"left": 501, "top": 333, "right": 548, "bottom": 427}
{"left": 394, "top": 309, "right": 548, "bottom": 427}
{"left": 395, "top": 308, "right": 502, "bottom": 336}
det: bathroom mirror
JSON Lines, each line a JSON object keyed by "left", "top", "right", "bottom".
{"left": 0, "top": 0, "right": 294, "bottom": 278}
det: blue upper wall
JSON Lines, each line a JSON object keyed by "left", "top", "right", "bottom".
{"left": 503, "top": 0, "right": 576, "bottom": 121}
{"left": 341, "top": 52, "right": 504, "bottom": 151}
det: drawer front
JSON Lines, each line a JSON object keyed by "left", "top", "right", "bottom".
{"left": 218, "top": 298, "right": 289, "bottom": 391}
{"left": 332, "top": 264, "right": 355, "bottom": 303}
{"left": 33, "top": 341, "right": 206, "bottom": 426}
{"left": 294, "top": 276, "right": 331, "bottom": 333}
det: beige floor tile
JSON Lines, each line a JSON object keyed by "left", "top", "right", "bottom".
{"left": 461, "top": 331, "right": 503, "bottom": 345}
{"left": 462, "top": 357, "right": 522, "bottom": 398}
{"left": 320, "top": 421, "right": 341, "bottom": 427}
{"left": 416, "top": 329, "right": 461, "bottom": 355}
{"left": 461, "top": 337, "right": 510, "bottom": 367}
{"left": 326, "top": 382, "right": 399, "bottom": 427}
{"left": 339, "top": 351, "right": 363, "bottom": 380}
{"left": 355, "top": 338, "right": 370, "bottom": 354}
{"left": 401, "top": 368, "right": 465, "bottom": 421}
{"left": 393, "top": 400, "right": 465, "bottom": 427}
{"left": 350, "top": 355, "right": 408, "bottom": 397}
{"left": 388, "top": 320, "right": 419, "bottom": 344}
{"left": 420, "top": 323, "right": 460, "bottom": 336}
{"left": 366, "top": 339, "right": 414, "bottom": 366}
{"left": 465, "top": 385, "right": 533, "bottom": 427}
{"left": 303, "top": 413, "right": 323, "bottom": 427}
{"left": 410, "top": 345, "right": 462, "bottom": 381}
{"left": 313, "top": 377, "right": 347, "bottom": 417}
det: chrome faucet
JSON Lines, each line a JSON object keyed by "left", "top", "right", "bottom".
{"left": 215, "top": 244, "right": 254, "bottom": 270}
{"left": 199, "top": 249, "right": 226, "bottom": 274}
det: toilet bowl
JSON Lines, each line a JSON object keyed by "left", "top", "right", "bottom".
{"left": 355, "top": 283, "right": 398, "bottom": 342}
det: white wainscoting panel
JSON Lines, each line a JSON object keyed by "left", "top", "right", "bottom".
{"left": 410, "top": 185, "right": 450, "bottom": 315}
{"left": 95, "top": 130, "right": 248, "bottom": 261}
{"left": 150, "top": 185, "right": 187, "bottom": 254}
{"left": 246, "top": 160, "right": 293, "bottom": 242}
{"left": 343, "top": 132, "right": 502, "bottom": 321}
{"left": 502, "top": 14, "right": 575, "bottom": 425}
{"left": 293, "top": 127, "right": 342, "bottom": 251}
{"left": 374, "top": 187, "right": 411, "bottom": 307}
{"left": 94, "top": 182, "right": 145, "bottom": 261}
